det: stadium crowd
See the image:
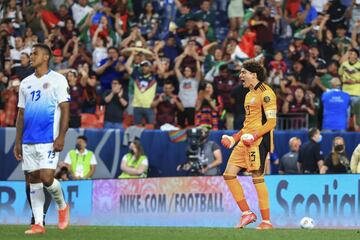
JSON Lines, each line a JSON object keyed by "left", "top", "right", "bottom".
{"left": 0, "top": 0, "right": 359, "bottom": 177}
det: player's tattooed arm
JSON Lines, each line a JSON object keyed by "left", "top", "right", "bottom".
{"left": 54, "top": 102, "right": 70, "bottom": 152}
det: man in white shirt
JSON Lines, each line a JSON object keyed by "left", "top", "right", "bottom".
{"left": 10, "top": 37, "right": 31, "bottom": 68}
{"left": 64, "top": 135, "right": 97, "bottom": 179}
{"left": 68, "top": 0, "right": 93, "bottom": 26}
{"left": 14, "top": 43, "right": 70, "bottom": 234}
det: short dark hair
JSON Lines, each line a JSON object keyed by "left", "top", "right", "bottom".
{"left": 77, "top": 135, "right": 87, "bottom": 142}
{"left": 164, "top": 80, "right": 173, "bottom": 86}
{"left": 33, "top": 43, "right": 52, "bottom": 61}
{"left": 107, "top": 46, "right": 119, "bottom": 54}
{"left": 308, "top": 128, "right": 319, "bottom": 139}
{"left": 242, "top": 61, "right": 266, "bottom": 82}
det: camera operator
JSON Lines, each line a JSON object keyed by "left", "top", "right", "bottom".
{"left": 177, "top": 127, "right": 222, "bottom": 176}
{"left": 320, "top": 136, "right": 350, "bottom": 174}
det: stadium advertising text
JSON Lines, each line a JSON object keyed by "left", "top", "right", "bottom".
{"left": 1, "top": 175, "right": 359, "bottom": 228}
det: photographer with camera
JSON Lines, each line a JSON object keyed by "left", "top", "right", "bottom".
{"left": 320, "top": 136, "right": 350, "bottom": 174}
{"left": 177, "top": 127, "right": 222, "bottom": 176}
{"left": 151, "top": 81, "right": 184, "bottom": 128}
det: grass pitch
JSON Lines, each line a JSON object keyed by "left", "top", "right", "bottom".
{"left": 2, "top": 225, "right": 359, "bottom": 240}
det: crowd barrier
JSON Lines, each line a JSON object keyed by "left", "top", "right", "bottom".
{"left": 0, "top": 175, "right": 359, "bottom": 228}
{"left": 0, "top": 128, "right": 359, "bottom": 180}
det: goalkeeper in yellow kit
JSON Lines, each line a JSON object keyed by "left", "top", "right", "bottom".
{"left": 221, "top": 61, "right": 277, "bottom": 230}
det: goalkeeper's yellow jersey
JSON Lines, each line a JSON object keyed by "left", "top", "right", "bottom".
{"left": 242, "top": 82, "right": 277, "bottom": 151}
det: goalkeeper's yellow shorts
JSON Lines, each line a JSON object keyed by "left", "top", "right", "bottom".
{"left": 227, "top": 137, "right": 268, "bottom": 173}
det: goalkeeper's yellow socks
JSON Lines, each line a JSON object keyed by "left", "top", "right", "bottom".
{"left": 224, "top": 174, "right": 250, "bottom": 212}
{"left": 253, "top": 176, "right": 270, "bottom": 221}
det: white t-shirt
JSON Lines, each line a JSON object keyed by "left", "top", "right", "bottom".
{"left": 71, "top": 3, "right": 93, "bottom": 26}
{"left": 18, "top": 70, "right": 70, "bottom": 144}
{"left": 178, "top": 76, "right": 199, "bottom": 108}
{"left": 10, "top": 47, "right": 31, "bottom": 68}
{"left": 92, "top": 47, "right": 107, "bottom": 71}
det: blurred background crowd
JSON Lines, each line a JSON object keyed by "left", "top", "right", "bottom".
{"left": 0, "top": 0, "right": 360, "bottom": 178}
{"left": 0, "top": 0, "right": 359, "bottom": 132}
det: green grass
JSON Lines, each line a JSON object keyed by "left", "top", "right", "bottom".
{"left": 2, "top": 225, "right": 360, "bottom": 240}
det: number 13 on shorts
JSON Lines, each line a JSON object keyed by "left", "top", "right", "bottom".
{"left": 247, "top": 147, "right": 260, "bottom": 171}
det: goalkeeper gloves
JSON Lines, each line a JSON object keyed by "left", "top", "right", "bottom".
{"left": 241, "top": 132, "right": 259, "bottom": 147}
{"left": 221, "top": 132, "right": 242, "bottom": 149}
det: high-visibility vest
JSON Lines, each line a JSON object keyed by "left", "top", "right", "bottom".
{"left": 69, "top": 150, "right": 94, "bottom": 178}
{"left": 118, "top": 153, "right": 148, "bottom": 179}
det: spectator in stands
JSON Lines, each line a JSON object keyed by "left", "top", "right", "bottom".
{"left": 11, "top": 52, "right": 34, "bottom": 80}
{"left": 23, "top": 27, "right": 38, "bottom": 48}
{"left": 312, "top": 61, "right": 339, "bottom": 94}
{"left": 195, "top": 81, "right": 222, "bottom": 130}
{"left": 249, "top": 6, "right": 275, "bottom": 55}
{"left": 47, "top": 26, "right": 66, "bottom": 50}
{"left": 50, "top": 47, "right": 77, "bottom": 72}
{"left": 317, "top": 14, "right": 338, "bottom": 63}
{"left": 68, "top": 0, "right": 93, "bottom": 27}
{"left": 102, "top": 79, "right": 128, "bottom": 129}
{"left": 177, "top": 127, "right": 222, "bottom": 176}
{"left": 61, "top": 18, "right": 78, "bottom": 42}
{"left": 10, "top": 37, "right": 31, "bottom": 69}
{"left": 125, "top": 52, "right": 162, "bottom": 126}
{"left": 321, "top": 77, "right": 350, "bottom": 131}
{"left": 155, "top": 56, "right": 177, "bottom": 94}
{"left": 279, "top": 137, "right": 302, "bottom": 174}
{"left": 81, "top": 73, "right": 99, "bottom": 114}
{"left": 67, "top": 70, "right": 82, "bottom": 128}
{"left": 268, "top": 51, "right": 287, "bottom": 88}
{"left": 338, "top": 48, "right": 360, "bottom": 109}
{"left": 354, "top": 98, "right": 360, "bottom": 132}
{"left": 1, "top": 76, "right": 19, "bottom": 127}
{"left": 118, "top": 139, "right": 148, "bottom": 179}
{"left": 151, "top": 81, "right": 184, "bottom": 129}
{"left": 138, "top": 1, "right": 159, "bottom": 41}
{"left": 175, "top": 50, "right": 201, "bottom": 128}
{"left": 320, "top": 136, "right": 350, "bottom": 174}
{"left": 297, "top": 128, "right": 324, "bottom": 174}
{"left": 91, "top": 26, "right": 108, "bottom": 71}
{"left": 282, "top": 87, "right": 315, "bottom": 116}
{"left": 228, "top": 0, "right": 244, "bottom": 32}
{"left": 325, "top": 0, "right": 347, "bottom": 34}
{"left": 95, "top": 47, "right": 124, "bottom": 92}
{"left": 308, "top": 45, "right": 327, "bottom": 77}
{"left": 203, "top": 45, "right": 225, "bottom": 81}
{"left": 334, "top": 24, "right": 351, "bottom": 56}
{"left": 213, "top": 64, "right": 237, "bottom": 129}
{"left": 231, "top": 78, "right": 249, "bottom": 129}
{"left": 0, "top": 73, "right": 7, "bottom": 110}
{"left": 64, "top": 135, "right": 97, "bottom": 179}
{"left": 351, "top": 144, "right": 360, "bottom": 173}
{"left": 175, "top": 2, "right": 193, "bottom": 33}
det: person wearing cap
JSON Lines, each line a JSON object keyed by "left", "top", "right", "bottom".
{"left": 50, "top": 48, "right": 73, "bottom": 72}
{"left": 321, "top": 77, "right": 351, "bottom": 131}
{"left": 338, "top": 48, "right": 360, "bottom": 109}
{"left": 125, "top": 51, "right": 162, "bottom": 126}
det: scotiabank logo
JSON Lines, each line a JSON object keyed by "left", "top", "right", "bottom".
{"left": 276, "top": 179, "right": 360, "bottom": 219}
